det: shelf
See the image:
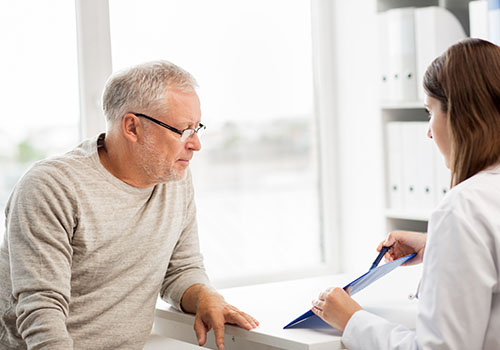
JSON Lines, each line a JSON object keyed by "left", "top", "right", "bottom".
{"left": 380, "top": 101, "right": 424, "bottom": 109}
{"left": 378, "top": 0, "right": 468, "bottom": 235}
{"left": 385, "top": 209, "right": 430, "bottom": 222}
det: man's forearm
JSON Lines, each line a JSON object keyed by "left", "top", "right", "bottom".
{"left": 181, "top": 283, "right": 222, "bottom": 313}
{"left": 16, "top": 300, "right": 73, "bottom": 350}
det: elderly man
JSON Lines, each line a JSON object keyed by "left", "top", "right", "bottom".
{"left": 0, "top": 61, "right": 258, "bottom": 350}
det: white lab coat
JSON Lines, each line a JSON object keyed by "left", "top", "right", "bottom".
{"left": 342, "top": 165, "right": 500, "bottom": 349}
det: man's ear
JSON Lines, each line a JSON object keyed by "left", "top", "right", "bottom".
{"left": 122, "top": 113, "right": 141, "bottom": 143}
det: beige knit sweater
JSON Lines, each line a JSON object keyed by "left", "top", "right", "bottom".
{"left": 0, "top": 134, "right": 209, "bottom": 349}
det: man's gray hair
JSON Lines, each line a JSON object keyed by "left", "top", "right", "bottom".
{"left": 102, "top": 60, "right": 198, "bottom": 126}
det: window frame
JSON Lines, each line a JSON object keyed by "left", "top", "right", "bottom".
{"left": 75, "top": 0, "right": 111, "bottom": 139}
{"left": 74, "top": 0, "right": 341, "bottom": 287}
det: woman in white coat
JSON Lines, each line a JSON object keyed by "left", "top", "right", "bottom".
{"left": 311, "top": 38, "right": 500, "bottom": 349}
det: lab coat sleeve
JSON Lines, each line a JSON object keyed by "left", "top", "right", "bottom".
{"left": 342, "top": 209, "right": 495, "bottom": 350}
{"left": 343, "top": 310, "right": 419, "bottom": 350}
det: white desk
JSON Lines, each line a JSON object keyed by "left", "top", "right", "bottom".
{"left": 145, "top": 331, "right": 208, "bottom": 349}
{"left": 154, "top": 265, "right": 422, "bottom": 350}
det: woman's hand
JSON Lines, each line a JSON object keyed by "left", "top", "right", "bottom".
{"left": 378, "top": 231, "right": 427, "bottom": 265}
{"left": 311, "top": 287, "right": 362, "bottom": 332}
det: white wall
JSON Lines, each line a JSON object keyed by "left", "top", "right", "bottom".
{"left": 333, "top": 0, "right": 386, "bottom": 272}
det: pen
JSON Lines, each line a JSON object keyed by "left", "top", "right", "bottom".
{"left": 370, "top": 245, "right": 393, "bottom": 270}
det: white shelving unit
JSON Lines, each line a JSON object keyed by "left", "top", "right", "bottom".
{"left": 377, "top": 0, "right": 470, "bottom": 234}
{"left": 381, "top": 106, "right": 431, "bottom": 233}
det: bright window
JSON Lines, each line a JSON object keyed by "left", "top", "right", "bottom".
{"left": 0, "top": 1, "right": 80, "bottom": 240}
{"left": 109, "top": 0, "right": 321, "bottom": 285}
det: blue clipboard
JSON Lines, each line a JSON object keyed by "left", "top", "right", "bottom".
{"left": 283, "top": 253, "right": 416, "bottom": 329}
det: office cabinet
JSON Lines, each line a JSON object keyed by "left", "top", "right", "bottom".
{"left": 377, "top": 0, "right": 469, "bottom": 233}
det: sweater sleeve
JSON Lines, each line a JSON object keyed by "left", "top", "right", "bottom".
{"left": 6, "top": 163, "right": 76, "bottom": 349}
{"left": 160, "top": 170, "right": 210, "bottom": 310}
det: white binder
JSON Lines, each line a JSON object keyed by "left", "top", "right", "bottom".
{"left": 386, "top": 7, "right": 418, "bottom": 103}
{"left": 434, "top": 146, "right": 451, "bottom": 205}
{"left": 490, "top": 5, "right": 500, "bottom": 46}
{"left": 401, "top": 122, "right": 420, "bottom": 212}
{"left": 387, "top": 121, "right": 448, "bottom": 213}
{"left": 414, "top": 7, "right": 466, "bottom": 102}
{"left": 386, "top": 122, "right": 404, "bottom": 210}
{"left": 469, "top": 0, "right": 489, "bottom": 40}
{"left": 378, "top": 11, "right": 391, "bottom": 103}
{"left": 414, "top": 122, "right": 435, "bottom": 214}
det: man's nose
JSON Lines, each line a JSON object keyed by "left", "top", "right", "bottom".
{"left": 186, "top": 132, "right": 202, "bottom": 151}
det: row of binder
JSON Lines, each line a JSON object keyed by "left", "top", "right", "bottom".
{"left": 378, "top": 6, "right": 466, "bottom": 104}
{"left": 386, "top": 122, "right": 450, "bottom": 214}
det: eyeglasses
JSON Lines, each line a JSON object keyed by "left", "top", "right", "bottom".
{"left": 132, "top": 113, "right": 206, "bottom": 142}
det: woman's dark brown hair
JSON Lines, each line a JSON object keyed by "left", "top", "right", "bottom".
{"left": 423, "top": 38, "right": 500, "bottom": 187}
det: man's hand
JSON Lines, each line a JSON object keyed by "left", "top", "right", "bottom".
{"left": 181, "top": 284, "right": 259, "bottom": 349}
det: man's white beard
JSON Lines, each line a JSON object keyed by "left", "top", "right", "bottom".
{"left": 138, "top": 136, "right": 181, "bottom": 183}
